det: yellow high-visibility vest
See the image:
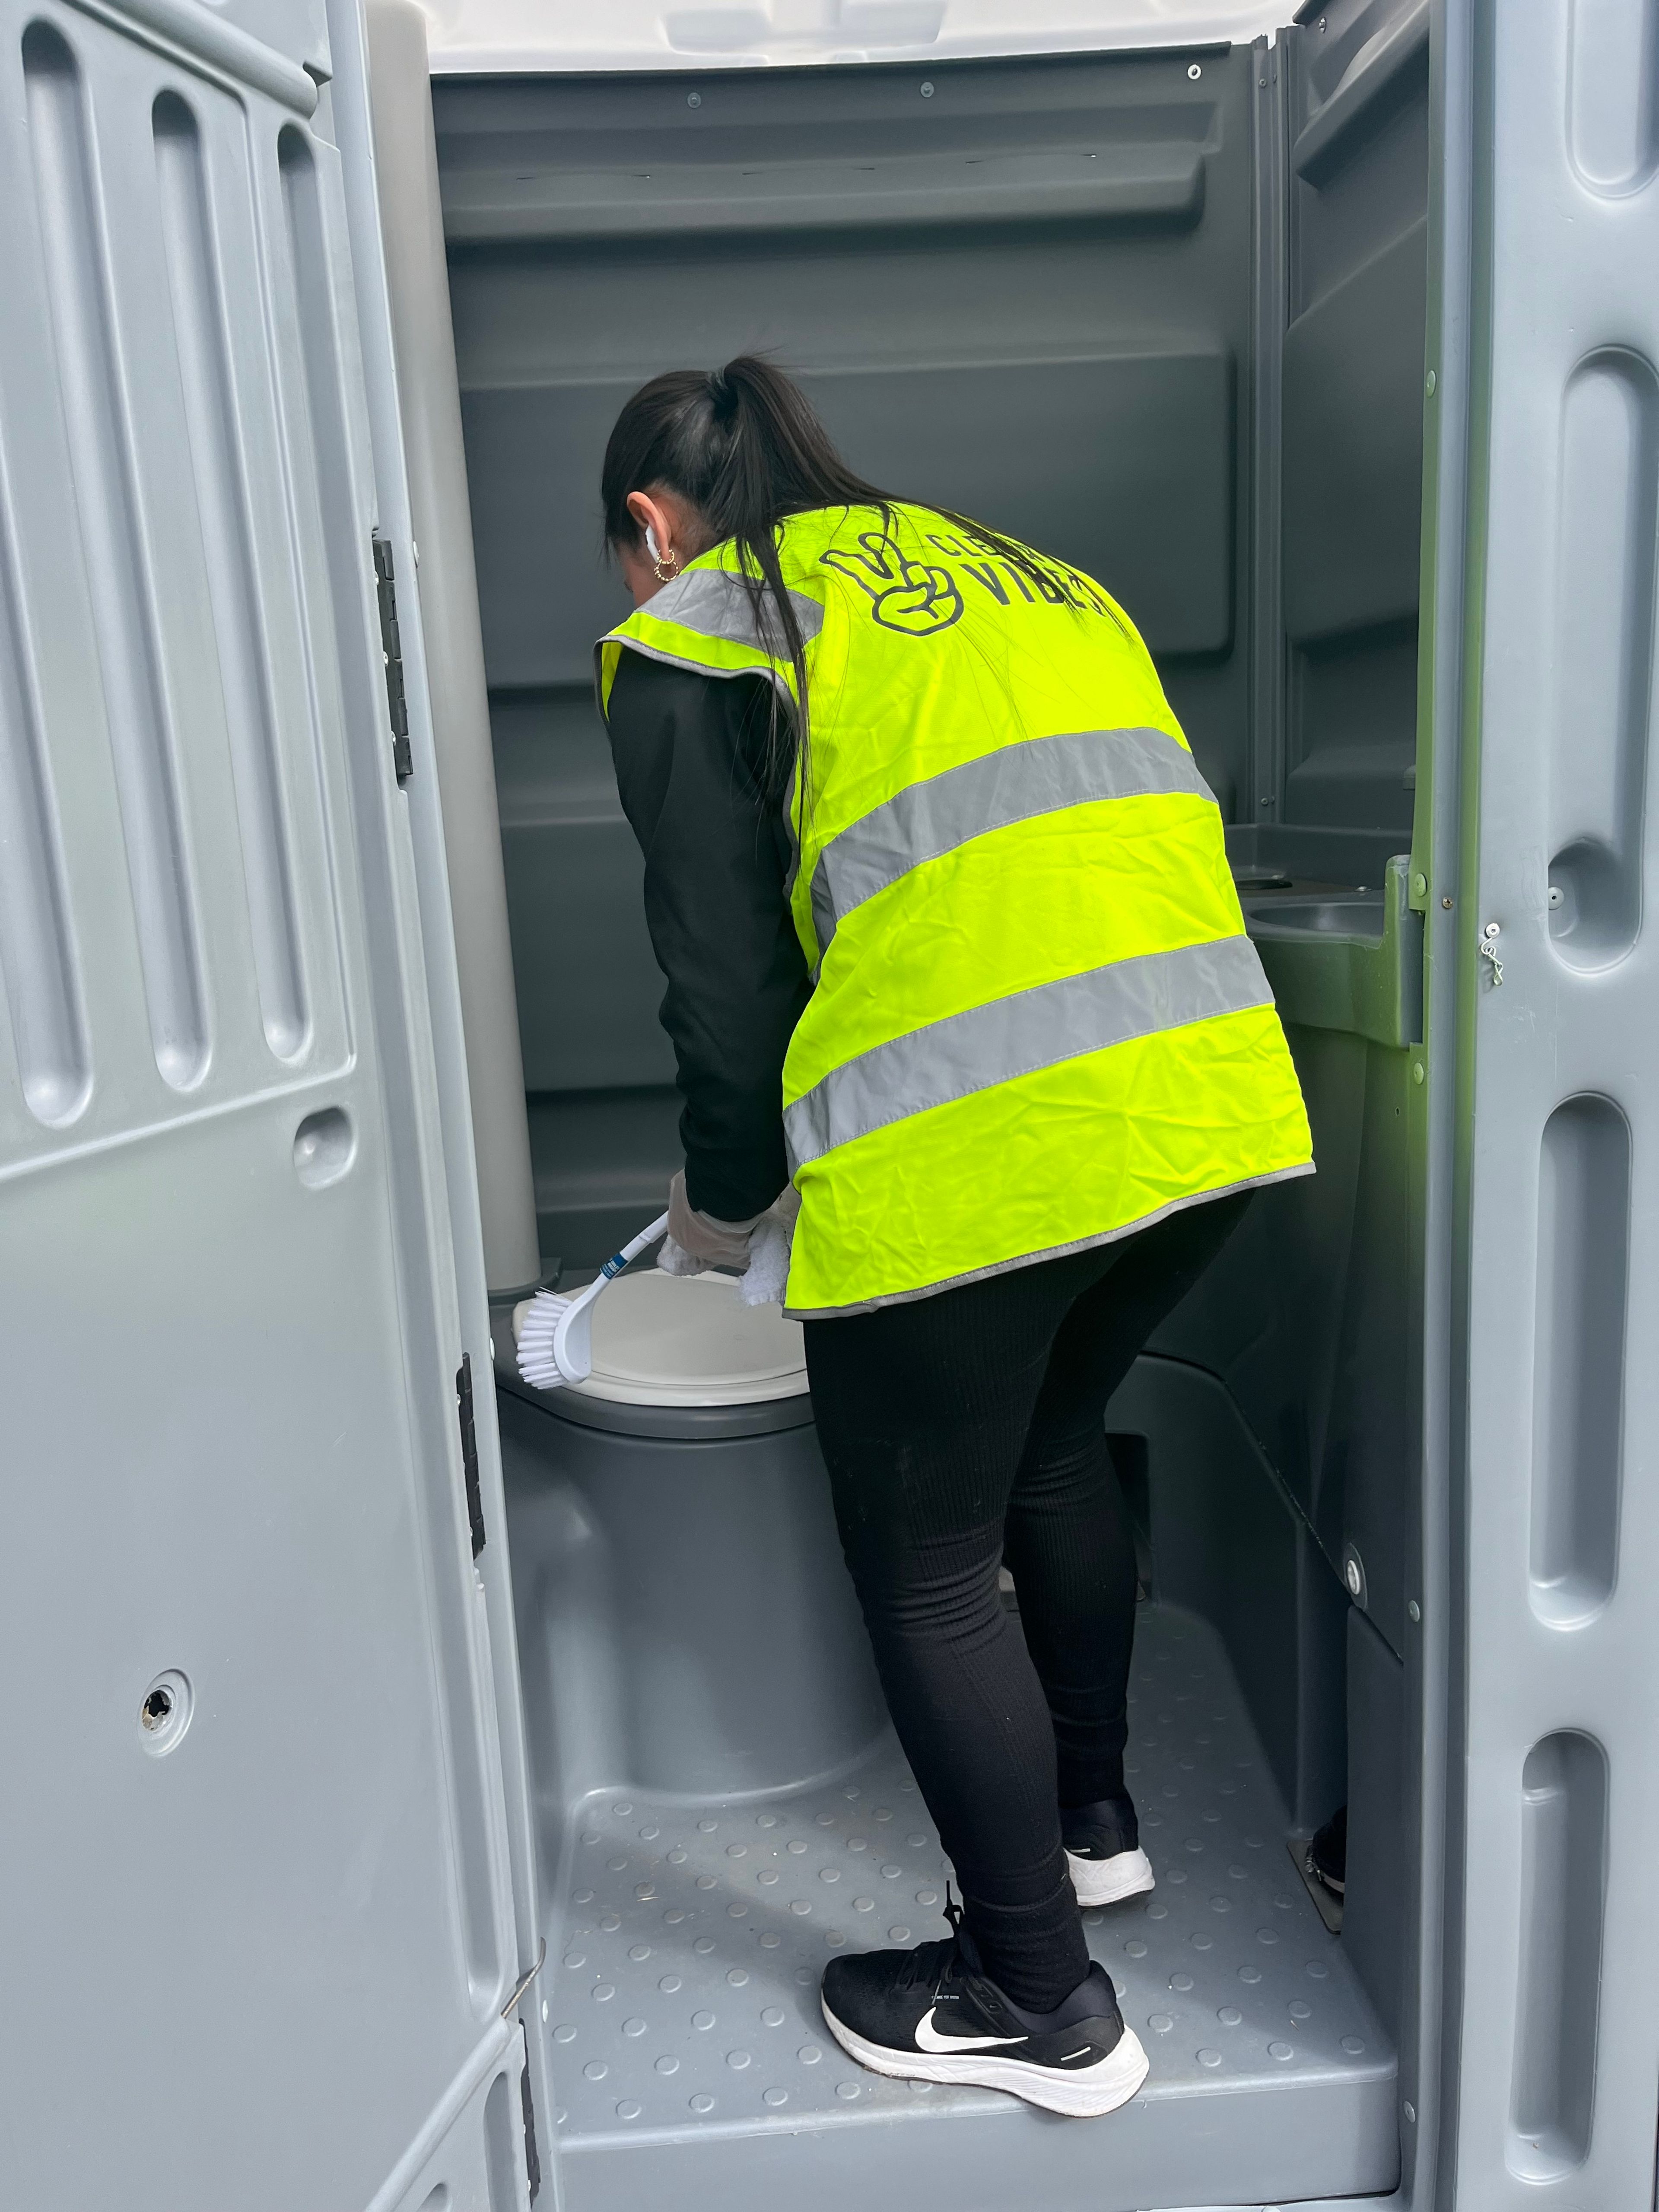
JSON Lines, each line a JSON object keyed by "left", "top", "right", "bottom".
{"left": 598, "top": 503, "right": 1313, "bottom": 1316}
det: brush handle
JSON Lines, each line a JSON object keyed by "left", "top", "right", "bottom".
{"left": 599, "top": 1209, "right": 671, "bottom": 1281}
{"left": 551, "top": 1210, "right": 673, "bottom": 1384}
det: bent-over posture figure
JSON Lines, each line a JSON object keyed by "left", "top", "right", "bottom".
{"left": 596, "top": 357, "right": 1313, "bottom": 2117}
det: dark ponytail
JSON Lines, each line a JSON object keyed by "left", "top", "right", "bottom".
{"left": 601, "top": 355, "right": 1061, "bottom": 794}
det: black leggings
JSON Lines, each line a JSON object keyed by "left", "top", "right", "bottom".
{"left": 803, "top": 1195, "right": 1248, "bottom": 2012}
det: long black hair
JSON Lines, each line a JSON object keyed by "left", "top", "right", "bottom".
{"left": 601, "top": 356, "right": 1059, "bottom": 796}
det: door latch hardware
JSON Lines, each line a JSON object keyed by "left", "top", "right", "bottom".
{"left": 501, "top": 1937, "right": 547, "bottom": 2022}
{"left": 456, "top": 1354, "right": 485, "bottom": 1558}
{"left": 1478, "top": 922, "right": 1504, "bottom": 985}
{"left": 372, "top": 531, "right": 413, "bottom": 784}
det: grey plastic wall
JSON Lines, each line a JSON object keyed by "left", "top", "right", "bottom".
{"left": 0, "top": 0, "right": 538, "bottom": 2203}
{"left": 497, "top": 1385, "right": 887, "bottom": 1814}
{"left": 1434, "top": 0, "right": 1659, "bottom": 2202}
{"left": 363, "top": 0, "right": 541, "bottom": 1300}
{"left": 1282, "top": 0, "right": 1429, "bottom": 838}
{"left": 1147, "top": 0, "right": 1430, "bottom": 2073}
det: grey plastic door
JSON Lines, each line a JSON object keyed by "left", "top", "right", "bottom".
{"left": 0, "top": 0, "right": 539, "bottom": 2206}
{"left": 1421, "top": 0, "right": 1659, "bottom": 2203}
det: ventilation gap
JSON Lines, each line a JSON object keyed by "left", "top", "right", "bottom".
{"left": 1529, "top": 1096, "right": 1628, "bottom": 1624}
{"left": 0, "top": 432, "right": 90, "bottom": 1125}
{"left": 1548, "top": 350, "right": 1656, "bottom": 969}
{"left": 154, "top": 92, "right": 308, "bottom": 1062}
{"left": 1569, "top": 0, "right": 1659, "bottom": 196}
{"left": 1508, "top": 1731, "right": 1608, "bottom": 2180}
{"left": 24, "top": 22, "right": 208, "bottom": 1090}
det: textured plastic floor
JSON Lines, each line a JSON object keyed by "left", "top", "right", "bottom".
{"left": 544, "top": 1603, "right": 1398, "bottom": 2212}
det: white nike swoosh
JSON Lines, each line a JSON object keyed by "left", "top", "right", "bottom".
{"left": 913, "top": 2005, "right": 1027, "bottom": 2053}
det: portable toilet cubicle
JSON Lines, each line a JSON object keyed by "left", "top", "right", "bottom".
{"left": 1, "top": 0, "right": 1656, "bottom": 2206}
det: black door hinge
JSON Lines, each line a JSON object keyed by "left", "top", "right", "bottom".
{"left": 520, "top": 2058, "right": 542, "bottom": 2202}
{"left": 455, "top": 1354, "right": 485, "bottom": 1558}
{"left": 372, "top": 531, "right": 413, "bottom": 784}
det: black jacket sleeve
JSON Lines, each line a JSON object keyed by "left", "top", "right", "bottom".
{"left": 605, "top": 649, "right": 812, "bottom": 1222}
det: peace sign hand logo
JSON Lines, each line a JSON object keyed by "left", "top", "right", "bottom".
{"left": 820, "top": 531, "right": 965, "bottom": 636}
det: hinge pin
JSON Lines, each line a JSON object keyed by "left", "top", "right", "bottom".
{"left": 372, "top": 531, "right": 413, "bottom": 784}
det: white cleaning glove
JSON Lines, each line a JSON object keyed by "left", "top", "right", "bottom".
{"left": 657, "top": 1171, "right": 798, "bottom": 1306}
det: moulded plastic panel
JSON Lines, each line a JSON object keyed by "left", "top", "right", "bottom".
{"left": 1507, "top": 1731, "right": 1608, "bottom": 2182}
{"left": 1343, "top": 1606, "right": 1405, "bottom": 2047}
{"left": 1449, "top": 0, "right": 1659, "bottom": 2204}
{"left": 417, "top": 0, "right": 1296, "bottom": 75}
{"left": 1282, "top": 219, "right": 1428, "bottom": 648}
{"left": 1567, "top": 0, "right": 1659, "bottom": 194}
{"left": 1280, "top": 0, "right": 1429, "bottom": 837}
{"left": 0, "top": 0, "right": 532, "bottom": 2205}
{"left": 502, "top": 1391, "right": 886, "bottom": 1799}
{"left": 1546, "top": 348, "right": 1656, "bottom": 967}
{"left": 364, "top": 0, "right": 540, "bottom": 1300}
{"left": 1529, "top": 1096, "right": 1629, "bottom": 1625}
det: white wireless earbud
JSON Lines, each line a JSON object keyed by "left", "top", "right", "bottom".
{"left": 645, "top": 523, "right": 664, "bottom": 564}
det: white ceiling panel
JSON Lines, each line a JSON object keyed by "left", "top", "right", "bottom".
{"left": 420, "top": 0, "right": 1292, "bottom": 74}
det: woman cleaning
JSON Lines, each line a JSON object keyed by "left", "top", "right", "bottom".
{"left": 594, "top": 357, "right": 1313, "bottom": 2118}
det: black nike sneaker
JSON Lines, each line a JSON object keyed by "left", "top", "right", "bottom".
{"left": 820, "top": 1895, "right": 1149, "bottom": 2117}
{"left": 1306, "top": 1804, "right": 1347, "bottom": 1898}
{"left": 1062, "top": 1793, "right": 1156, "bottom": 1908}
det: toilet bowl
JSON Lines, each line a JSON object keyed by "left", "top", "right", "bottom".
{"left": 499, "top": 1268, "right": 887, "bottom": 1796}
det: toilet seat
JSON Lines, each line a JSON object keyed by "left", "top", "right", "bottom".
{"left": 569, "top": 1268, "right": 810, "bottom": 1408}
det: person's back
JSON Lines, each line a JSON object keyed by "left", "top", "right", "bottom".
{"left": 602, "top": 495, "right": 1311, "bottom": 1316}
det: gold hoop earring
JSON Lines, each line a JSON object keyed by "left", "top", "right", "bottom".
{"left": 653, "top": 551, "right": 680, "bottom": 583}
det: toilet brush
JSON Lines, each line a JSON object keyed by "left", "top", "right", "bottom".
{"left": 514, "top": 1211, "right": 670, "bottom": 1389}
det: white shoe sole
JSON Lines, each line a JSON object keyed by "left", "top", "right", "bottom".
{"left": 1067, "top": 1844, "right": 1156, "bottom": 1908}
{"left": 820, "top": 1996, "right": 1150, "bottom": 2118}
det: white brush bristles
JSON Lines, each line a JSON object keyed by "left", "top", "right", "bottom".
{"left": 516, "top": 1289, "right": 573, "bottom": 1390}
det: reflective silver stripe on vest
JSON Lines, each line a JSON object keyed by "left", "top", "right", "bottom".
{"left": 643, "top": 568, "right": 825, "bottom": 657}
{"left": 808, "top": 725, "right": 1214, "bottom": 952}
{"left": 784, "top": 934, "right": 1273, "bottom": 1168}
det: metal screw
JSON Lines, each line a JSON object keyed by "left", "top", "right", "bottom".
{"left": 1442, "top": 894, "right": 1453, "bottom": 909}
{"left": 686, "top": 90, "right": 701, "bottom": 107}
{"left": 920, "top": 79, "right": 934, "bottom": 96}
{"left": 1408, "top": 1600, "right": 1422, "bottom": 1622}
{"left": 138, "top": 1669, "right": 192, "bottom": 1755}
{"left": 1341, "top": 1545, "right": 1368, "bottom": 1608}
{"left": 1548, "top": 884, "right": 1564, "bottom": 909}
{"left": 1188, "top": 61, "right": 1203, "bottom": 79}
